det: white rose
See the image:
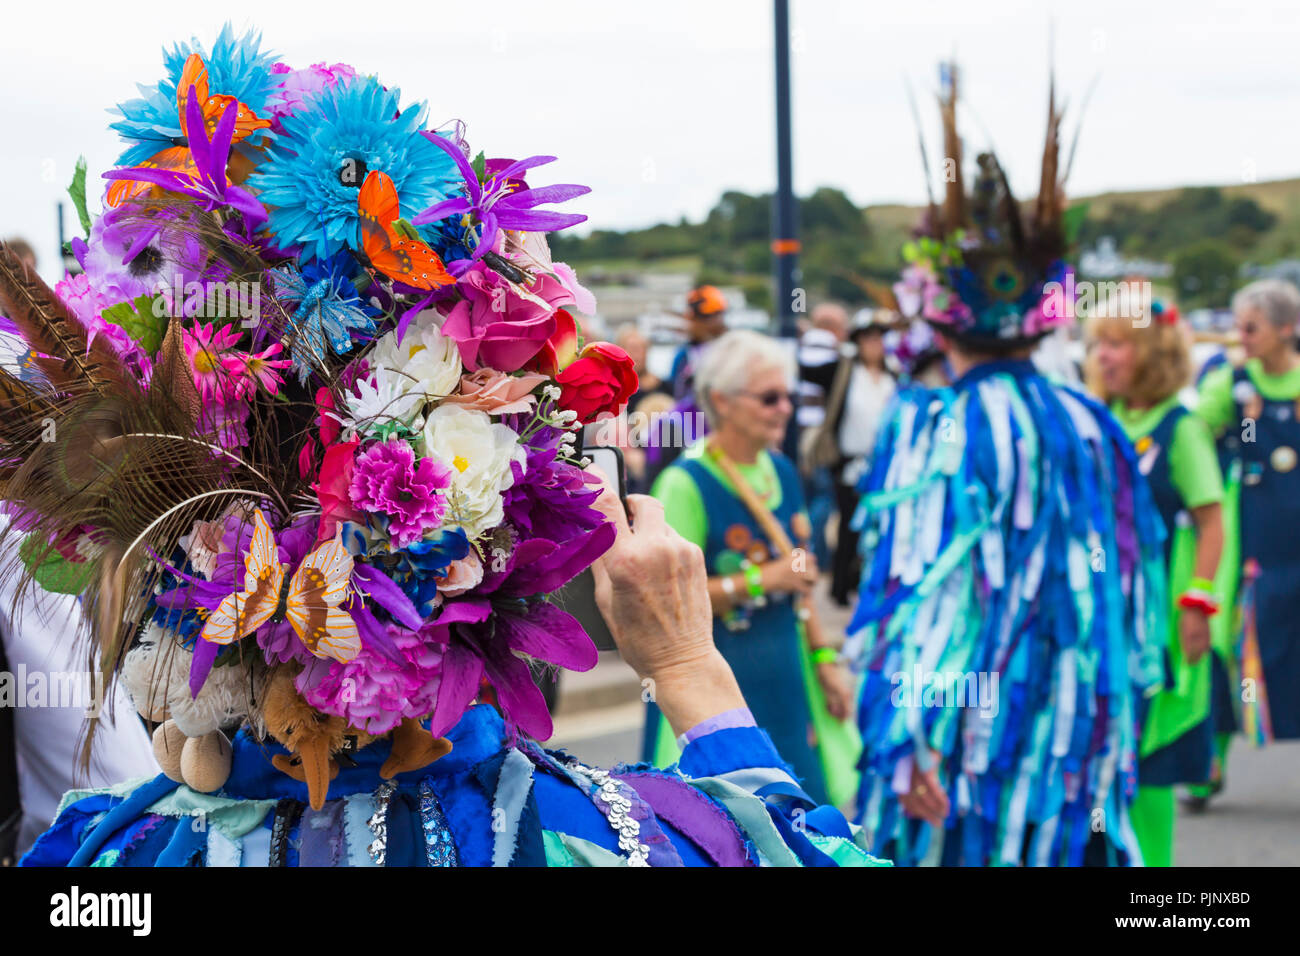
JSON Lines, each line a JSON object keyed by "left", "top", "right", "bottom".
{"left": 421, "top": 404, "right": 526, "bottom": 538}
{"left": 368, "top": 311, "right": 462, "bottom": 399}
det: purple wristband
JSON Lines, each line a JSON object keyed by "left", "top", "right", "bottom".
{"left": 679, "top": 707, "right": 757, "bottom": 748}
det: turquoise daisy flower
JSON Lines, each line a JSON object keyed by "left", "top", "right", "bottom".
{"left": 110, "top": 24, "right": 280, "bottom": 167}
{"left": 246, "top": 76, "right": 457, "bottom": 264}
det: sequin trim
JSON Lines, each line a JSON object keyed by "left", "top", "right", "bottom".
{"left": 366, "top": 781, "right": 396, "bottom": 866}
{"left": 566, "top": 759, "right": 651, "bottom": 866}
{"left": 418, "top": 779, "right": 459, "bottom": 867}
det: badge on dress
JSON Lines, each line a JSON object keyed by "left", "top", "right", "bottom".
{"left": 1271, "top": 445, "right": 1297, "bottom": 473}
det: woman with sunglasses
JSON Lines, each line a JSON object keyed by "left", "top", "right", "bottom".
{"left": 1193, "top": 278, "right": 1300, "bottom": 807}
{"left": 641, "top": 330, "right": 860, "bottom": 807}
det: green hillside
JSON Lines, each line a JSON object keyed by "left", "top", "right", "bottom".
{"left": 550, "top": 178, "right": 1300, "bottom": 310}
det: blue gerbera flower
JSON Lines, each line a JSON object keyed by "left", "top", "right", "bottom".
{"left": 110, "top": 23, "right": 280, "bottom": 166}
{"left": 246, "top": 76, "right": 458, "bottom": 264}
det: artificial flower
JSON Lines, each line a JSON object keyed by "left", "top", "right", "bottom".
{"left": 526, "top": 308, "right": 580, "bottom": 377}
{"left": 247, "top": 75, "right": 457, "bottom": 262}
{"left": 104, "top": 96, "right": 268, "bottom": 233}
{"left": 266, "top": 61, "right": 358, "bottom": 125}
{"left": 438, "top": 262, "right": 580, "bottom": 372}
{"left": 419, "top": 404, "right": 526, "bottom": 539}
{"left": 413, "top": 133, "right": 590, "bottom": 265}
{"left": 315, "top": 439, "right": 362, "bottom": 541}
{"left": 336, "top": 365, "right": 427, "bottom": 439}
{"left": 110, "top": 24, "right": 279, "bottom": 166}
{"left": 297, "top": 619, "right": 444, "bottom": 734}
{"left": 437, "top": 551, "right": 483, "bottom": 597}
{"left": 349, "top": 437, "right": 453, "bottom": 548}
{"left": 554, "top": 341, "right": 638, "bottom": 422}
{"left": 228, "top": 342, "right": 292, "bottom": 400}
{"left": 182, "top": 322, "right": 244, "bottom": 404}
{"left": 367, "top": 314, "right": 462, "bottom": 399}
{"left": 441, "top": 368, "right": 548, "bottom": 416}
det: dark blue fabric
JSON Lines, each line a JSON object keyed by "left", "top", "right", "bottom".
{"left": 1225, "top": 367, "right": 1300, "bottom": 738}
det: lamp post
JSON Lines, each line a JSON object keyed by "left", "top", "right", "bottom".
{"left": 773, "top": 0, "right": 800, "bottom": 339}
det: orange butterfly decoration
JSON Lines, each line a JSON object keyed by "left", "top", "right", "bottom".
{"left": 107, "top": 53, "right": 271, "bottom": 207}
{"left": 199, "top": 509, "right": 361, "bottom": 664}
{"left": 357, "top": 170, "right": 455, "bottom": 291}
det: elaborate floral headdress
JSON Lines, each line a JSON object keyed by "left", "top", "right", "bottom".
{"left": 0, "top": 26, "right": 636, "bottom": 807}
{"left": 893, "top": 61, "right": 1085, "bottom": 348}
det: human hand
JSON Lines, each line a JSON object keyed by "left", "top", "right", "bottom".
{"left": 816, "top": 660, "right": 854, "bottom": 721}
{"left": 588, "top": 472, "right": 745, "bottom": 734}
{"left": 899, "top": 752, "right": 949, "bottom": 827}
{"left": 1179, "top": 609, "right": 1211, "bottom": 665}
{"left": 761, "top": 555, "right": 818, "bottom": 596}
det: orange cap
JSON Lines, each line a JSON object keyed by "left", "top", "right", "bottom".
{"left": 686, "top": 285, "right": 728, "bottom": 319}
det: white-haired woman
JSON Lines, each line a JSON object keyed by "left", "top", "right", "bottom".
{"left": 1194, "top": 278, "right": 1300, "bottom": 807}
{"left": 642, "top": 330, "right": 859, "bottom": 806}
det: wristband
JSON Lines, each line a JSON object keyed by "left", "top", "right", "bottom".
{"left": 719, "top": 574, "right": 737, "bottom": 600}
{"left": 741, "top": 561, "right": 765, "bottom": 602}
{"left": 811, "top": 646, "right": 838, "bottom": 665}
{"left": 1178, "top": 584, "right": 1220, "bottom": 617}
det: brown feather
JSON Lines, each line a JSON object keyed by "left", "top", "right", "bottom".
{"left": 0, "top": 244, "right": 124, "bottom": 392}
{"left": 938, "top": 61, "right": 965, "bottom": 234}
{"left": 1035, "top": 76, "right": 1063, "bottom": 240}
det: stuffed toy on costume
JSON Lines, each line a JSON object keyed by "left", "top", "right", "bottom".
{"left": 845, "top": 61, "right": 1166, "bottom": 866}
{"left": 5, "top": 26, "right": 887, "bottom": 868}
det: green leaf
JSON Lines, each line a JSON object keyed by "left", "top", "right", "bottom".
{"left": 67, "top": 155, "right": 92, "bottom": 237}
{"left": 471, "top": 151, "right": 486, "bottom": 184}
{"left": 19, "top": 535, "right": 95, "bottom": 595}
{"left": 102, "top": 294, "right": 168, "bottom": 354}
{"left": 1063, "top": 202, "right": 1090, "bottom": 247}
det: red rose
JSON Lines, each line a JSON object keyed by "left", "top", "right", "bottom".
{"left": 554, "top": 342, "right": 638, "bottom": 423}
{"left": 526, "top": 308, "right": 580, "bottom": 378}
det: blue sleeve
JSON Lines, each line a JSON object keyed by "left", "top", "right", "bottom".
{"left": 679, "top": 725, "right": 854, "bottom": 843}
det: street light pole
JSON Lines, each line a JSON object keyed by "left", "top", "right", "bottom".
{"left": 773, "top": 0, "right": 800, "bottom": 339}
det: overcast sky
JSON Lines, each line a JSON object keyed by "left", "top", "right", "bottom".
{"left": 2, "top": 0, "right": 1298, "bottom": 281}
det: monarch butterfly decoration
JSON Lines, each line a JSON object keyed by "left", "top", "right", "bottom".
{"left": 106, "top": 53, "right": 271, "bottom": 207}
{"left": 200, "top": 509, "right": 361, "bottom": 663}
{"left": 357, "top": 169, "right": 456, "bottom": 291}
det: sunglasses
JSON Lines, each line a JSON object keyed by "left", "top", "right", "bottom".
{"left": 739, "top": 389, "right": 793, "bottom": 408}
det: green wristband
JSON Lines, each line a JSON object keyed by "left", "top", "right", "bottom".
{"left": 811, "top": 646, "right": 838, "bottom": 665}
{"left": 1188, "top": 576, "right": 1216, "bottom": 594}
{"left": 742, "top": 561, "right": 765, "bottom": 600}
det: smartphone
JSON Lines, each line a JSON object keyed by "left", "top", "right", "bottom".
{"left": 553, "top": 444, "right": 626, "bottom": 652}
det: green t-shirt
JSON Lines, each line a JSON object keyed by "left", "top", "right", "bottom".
{"left": 1196, "top": 358, "right": 1300, "bottom": 436}
{"left": 650, "top": 441, "right": 793, "bottom": 549}
{"left": 1110, "top": 395, "right": 1223, "bottom": 510}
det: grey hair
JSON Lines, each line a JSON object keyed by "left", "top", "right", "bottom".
{"left": 1233, "top": 279, "right": 1300, "bottom": 330}
{"left": 693, "top": 329, "right": 794, "bottom": 428}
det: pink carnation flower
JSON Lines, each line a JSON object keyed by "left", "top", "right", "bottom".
{"left": 267, "top": 62, "right": 358, "bottom": 125}
{"left": 348, "top": 438, "right": 452, "bottom": 547}
{"left": 296, "top": 621, "right": 445, "bottom": 734}
{"left": 54, "top": 273, "right": 152, "bottom": 378}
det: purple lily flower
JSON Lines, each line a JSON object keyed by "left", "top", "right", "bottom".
{"left": 104, "top": 89, "right": 268, "bottom": 231}
{"left": 412, "top": 133, "right": 589, "bottom": 262}
{"left": 427, "top": 517, "right": 615, "bottom": 741}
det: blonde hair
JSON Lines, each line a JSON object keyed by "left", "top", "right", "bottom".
{"left": 1084, "top": 312, "right": 1191, "bottom": 406}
